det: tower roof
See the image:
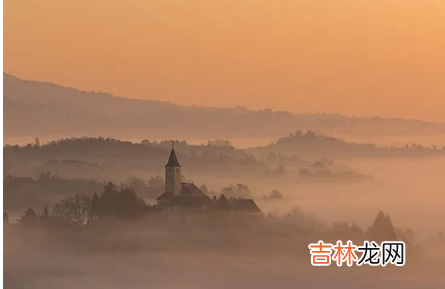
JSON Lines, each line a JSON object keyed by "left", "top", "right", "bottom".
{"left": 165, "top": 145, "right": 181, "bottom": 167}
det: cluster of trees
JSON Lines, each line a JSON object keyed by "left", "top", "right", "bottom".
{"left": 10, "top": 197, "right": 416, "bottom": 248}
{"left": 90, "top": 182, "right": 147, "bottom": 219}
{"left": 31, "top": 181, "right": 149, "bottom": 225}
{"left": 206, "top": 139, "right": 234, "bottom": 149}
{"left": 266, "top": 208, "right": 414, "bottom": 245}
{"left": 329, "top": 211, "right": 416, "bottom": 245}
{"left": 126, "top": 176, "right": 164, "bottom": 201}
{"left": 256, "top": 130, "right": 445, "bottom": 158}
{"left": 220, "top": 184, "right": 252, "bottom": 199}
{"left": 4, "top": 172, "right": 167, "bottom": 214}
{"left": 53, "top": 194, "right": 92, "bottom": 225}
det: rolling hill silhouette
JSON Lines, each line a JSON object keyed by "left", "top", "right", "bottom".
{"left": 4, "top": 73, "right": 445, "bottom": 142}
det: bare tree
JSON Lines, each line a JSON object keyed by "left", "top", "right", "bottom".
{"left": 53, "top": 194, "right": 91, "bottom": 225}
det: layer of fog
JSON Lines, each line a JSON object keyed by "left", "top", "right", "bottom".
{"left": 4, "top": 216, "right": 445, "bottom": 289}
{"left": 192, "top": 157, "right": 445, "bottom": 239}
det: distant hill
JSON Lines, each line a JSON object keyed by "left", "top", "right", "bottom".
{"left": 3, "top": 137, "right": 268, "bottom": 180}
{"left": 4, "top": 134, "right": 443, "bottom": 184}
{"left": 4, "top": 73, "right": 445, "bottom": 142}
{"left": 248, "top": 130, "right": 445, "bottom": 159}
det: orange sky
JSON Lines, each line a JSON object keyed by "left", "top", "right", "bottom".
{"left": 4, "top": 0, "right": 445, "bottom": 122}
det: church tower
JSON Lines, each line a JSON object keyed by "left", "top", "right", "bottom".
{"left": 165, "top": 142, "right": 182, "bottom": 195}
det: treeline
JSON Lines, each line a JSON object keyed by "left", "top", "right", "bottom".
{"left": 250, "top": 130, "right": 445, "bottom": 158}
{"left": 9, "top": 204, "right": 418, "bottom": 256}
{"left": 4, "top": 171, "right": 266, "bottom": 217}
{"left": 3, "top": 173, "right": 165, "bottom": 212}
{"left": 3, "top": 135, "right": 377, "bottom": 182}
{"left": 13, "top": 181, "right": 260, "bottom": 226}
{"left": 4, "top": 137, "right": 166, "bottom": 163}
{"left": 14, "top": 181, "right": 152, "bottom": 227}
{"left": 4, "top": 137, "right": 267, "bottom": 178}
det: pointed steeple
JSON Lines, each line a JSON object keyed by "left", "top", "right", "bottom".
{"left": 165, "top": 141, "right": 181, "bottom": 167}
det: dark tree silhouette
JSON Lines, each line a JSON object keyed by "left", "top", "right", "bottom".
{"left": 97, "top": 182, "right": 146, "bottom": 218}
{"left": 367, "top": 211, "right": 397, "bottom": 242}
{"left": 20, "top": 208, "right": 38, "bottom": 226}
{"left": 116, "top": 187, "right": 145, "bottom": 218}
{"left": 53, "top": 194, "right": 91, "bottom": 225}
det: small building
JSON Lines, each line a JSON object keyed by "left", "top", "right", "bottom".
{"left": 157, "top": 183, "right": 210, "bottom": 208}
{"left": 157, "top": 144, "right": 261, "bottom": 214}
{"left": 157, "top": 144, "right": 210, "bottom": 210}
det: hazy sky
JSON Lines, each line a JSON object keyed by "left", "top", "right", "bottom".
{"left": 4, "top": 0, "right": 445, "bottom": 122}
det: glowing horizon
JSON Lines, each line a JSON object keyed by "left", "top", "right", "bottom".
{"left": 4, "top": 0, "right": 445, "bottom": 122}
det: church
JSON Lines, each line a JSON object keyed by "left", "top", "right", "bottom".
{"left": 157, "top": 144, "right": 261, "bottom": 213}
